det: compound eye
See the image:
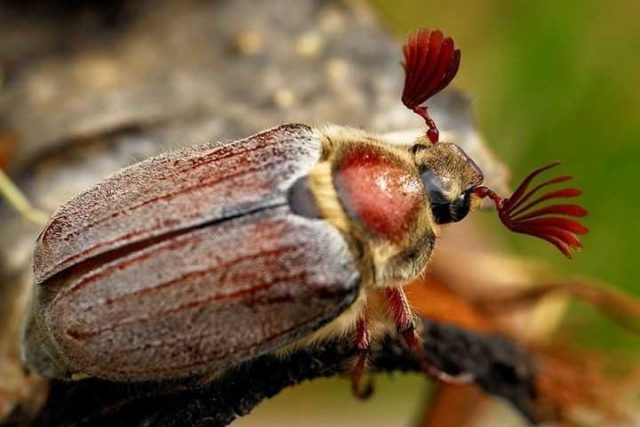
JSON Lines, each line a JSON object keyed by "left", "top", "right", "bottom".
{"left": 420, "top": 169, "right": 451, "bottom": 224}
{"left": 420, "top": 169, "right": 448, "bottom": 205}
{"left": 421, "top": 169, "right": 472, "bottom": 224}
{"left": 450, "top": 191, "right": 471, "bottom": 222}
{"left": 429, "top": 191, "right": 471, "bottom": 224}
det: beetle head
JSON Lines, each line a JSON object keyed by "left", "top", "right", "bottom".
{"left": 411, "top": 141, "right": 484, "bottom": 224}
{"left": 402, "top": 29, "right": 588, "bottom": 257}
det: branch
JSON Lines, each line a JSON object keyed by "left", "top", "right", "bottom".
{"left": 24, "top": 319, "right": 538, "bottom": 427}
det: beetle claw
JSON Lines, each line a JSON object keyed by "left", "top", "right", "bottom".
{"left": 351, "top": 373, "right": 375, "bottom": 400}
{"left": 350, "top": 349, "right": 375, "bottom": 400}
{"left": 350, "top": 316, "right": 375, "bottom": 399}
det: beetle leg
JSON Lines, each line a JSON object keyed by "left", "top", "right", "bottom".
{"left": 350, "top": 315, "right": 374, "bottom": 399}
{"left": 385, "top": 287, "right": 419, "bottom": 346}
{"left": 385, "top": 287, "right": 474, "bottom": 385}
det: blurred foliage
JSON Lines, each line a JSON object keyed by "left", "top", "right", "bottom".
{"left": 370, "top": 0, "right": 640, "bottom": 351}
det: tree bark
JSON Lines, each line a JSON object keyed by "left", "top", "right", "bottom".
{"left": 22, "top": 320, "right": 537, "bottom": 427}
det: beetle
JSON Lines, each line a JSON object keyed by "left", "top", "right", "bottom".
{"left": 22, "top": 29, "right": 587, "bottom": 394}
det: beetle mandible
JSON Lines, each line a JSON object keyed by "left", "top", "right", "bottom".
{"left": 22, "top": 29, "right": 587, "bottom": 394}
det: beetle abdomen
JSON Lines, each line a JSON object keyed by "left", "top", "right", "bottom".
{"left": 27, "top": 206, "right": 360, "bottom": 381}
{"left": 34, "top": 124, "right": 321, "bottom": 285}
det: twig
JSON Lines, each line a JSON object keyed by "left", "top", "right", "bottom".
{"left": 22, "top": 319, "right": 538, "bottom": 427}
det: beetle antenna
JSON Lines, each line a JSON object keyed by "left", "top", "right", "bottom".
{"left": 473, "top": 163, "right": 588, "bottom": 258}
{"left": 401, "top": 29, "right": 461, "bottom": 144}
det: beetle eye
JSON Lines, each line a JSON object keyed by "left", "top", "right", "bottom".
{"left": 421, "top": 169, "right": 471, "bottom": 224}
{"left": 450, "top": 191, "right": 471, "bottom": 222}
{"left": 420, "top": 169, "right": 448, "bottom": 204}
{"left": 429, "top": 191, "right": 471, "bottom": 224}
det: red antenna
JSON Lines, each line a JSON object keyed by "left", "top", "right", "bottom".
{"left": 474, "top": 163, "right": 588, "bottom": 258}
{"left": 401, "top": 29, "right": 461, "bottom": 144}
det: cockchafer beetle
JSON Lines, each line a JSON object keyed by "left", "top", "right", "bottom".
{"left": 22, "top": 29, "right": 587, "bottom": 394}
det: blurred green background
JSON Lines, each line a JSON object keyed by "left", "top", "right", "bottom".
{"left": 372, "top": 0, "right": 640, "bottom": 351}
{"left": 240, "top": 1, "right": 639, "bottom": 425}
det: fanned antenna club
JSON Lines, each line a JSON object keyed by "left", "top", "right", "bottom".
{"left": 401, "top": 29, "right": 461, "bottom": 143}
{"left": 474, "top": 163, "right": 588, "bottom": 258}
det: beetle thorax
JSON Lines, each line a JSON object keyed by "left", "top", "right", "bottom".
{"left": 307, "top": 126, "right": 437, "bottom": 288}
{"left": 334, "top": 147, "right": 424, "bottom": 243}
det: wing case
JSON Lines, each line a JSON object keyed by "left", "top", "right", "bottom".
{"left": 28, "top": 206, "right": 360, "bottom": 381}
{"left": 34, "top": 124, "right": 321, "bottom": 284}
